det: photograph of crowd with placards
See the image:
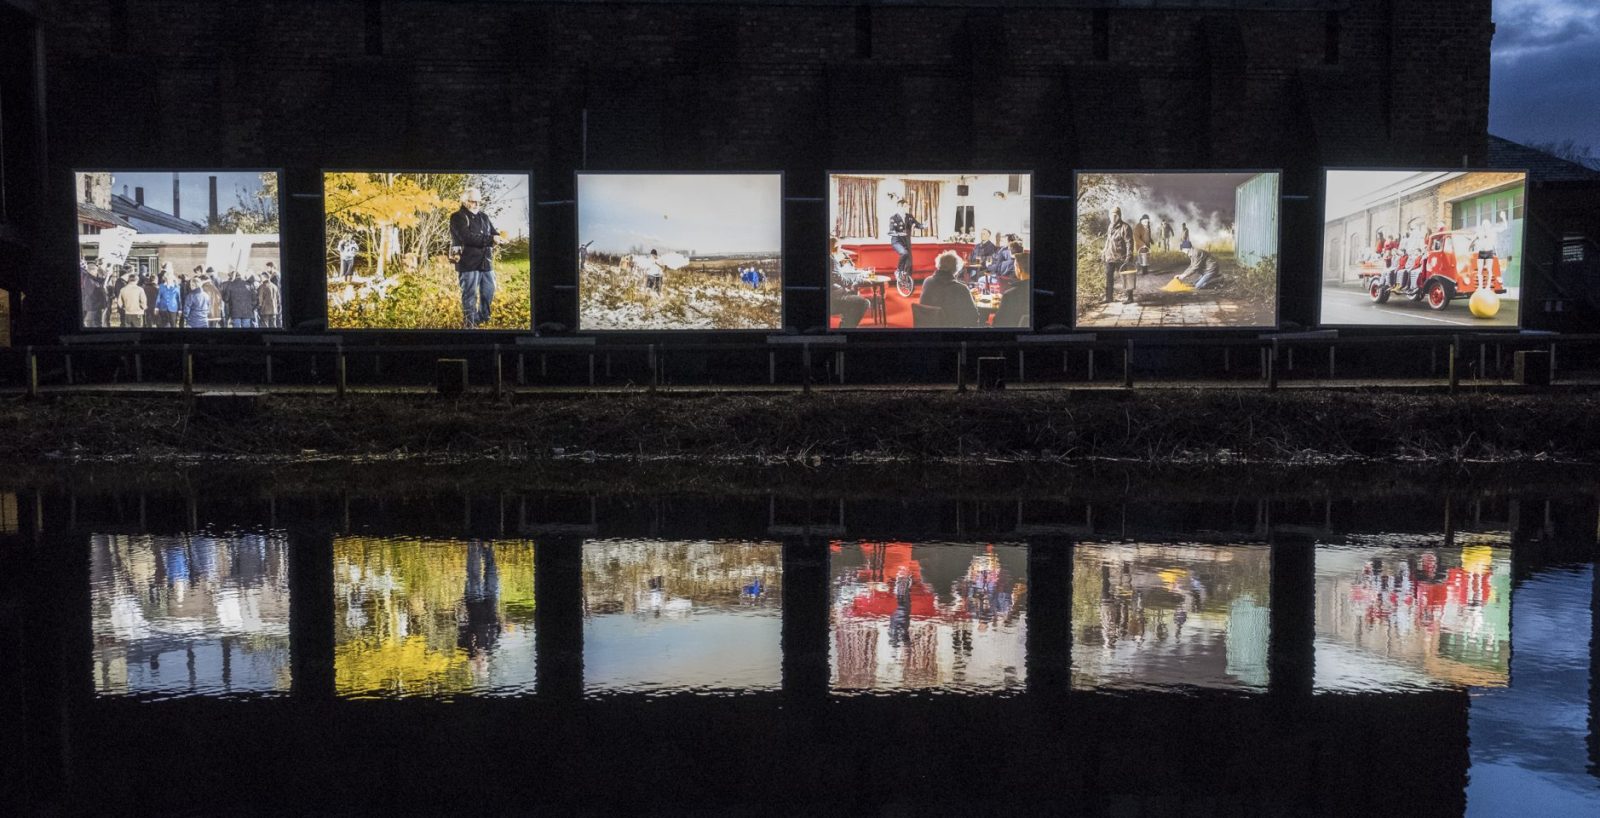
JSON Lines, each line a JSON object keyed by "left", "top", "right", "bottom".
{"left": 75, "top": 170, "right": 282, "bottom": 330}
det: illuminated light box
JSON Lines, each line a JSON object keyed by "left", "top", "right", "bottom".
{"left": 1071, "top": 543, "right": 1271, "bottom": 692}
{"left": 1314, "top": 537, "right": 1511, "bottom": 692}
{"left": 582, "top": 539, "right": 783, "bottom": 694}
{"left": 74, "top": 170, "right": 283, "bottom": 330}
{"left": 323, "top": 172, "right": 532, "bottom": 330}
{"left": 829, "top": 541, "right": 1028, "bottom": 693}
{"left": 1320, "top": 170, "right": 1527, "bottom": 328}
{"left": 1074, "top": 171, "right": 1281, "bottom": 329}
{"left": 826, "top": 172, "right": 1033, "bottom": 330}
{"left": 334, "top": 538, "right": 537, "bottom": 698}
{"left": 91, "top": 533, "right": 292, "bottom": 697}
{"left": 576, "top": 173, "right": 784, "bottom": 331}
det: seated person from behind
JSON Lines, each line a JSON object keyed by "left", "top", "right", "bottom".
{"left": 829, "top": 236, "right": 870, "bottom": 328}
{"left": 994, "top": 249, "right": 1031, "bottom": 329}
{"left": 918, "top": 250, "right": 982, "bottom": 328}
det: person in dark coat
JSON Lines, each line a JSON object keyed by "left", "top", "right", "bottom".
{"left": 994, "top": 248, "right": 1032, "bottom": 329}
{"left": 223, "top": 272, "right": 259, "bottom": 328}
{"left": 450, "top": 187, "right": 499, "bottom": 329}
{"left": 888, "top": 198, "right": 922, "bottom": 286}
{"left": 182, "top": 280, "right": 212, "bottom": 329}
{"left": 968, "top": 229, "right": 998, "bottom": 282}
{"left": 1103, "top": 207, "right": 1135, "bottom": 303}
{"left": 918, "top": 250, "right": 982, "bottom": 328}
{"left": 81, "top": 258, "right": 108, "bottom": 327}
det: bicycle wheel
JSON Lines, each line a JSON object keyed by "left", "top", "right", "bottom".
{"left": 896, "top": 269, "right": 914, "bottom": 298}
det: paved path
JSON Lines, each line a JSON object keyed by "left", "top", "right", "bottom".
{"left": 1320, "top": 285, "right": 1520, "bottom": 328}
{"left": 1078, "top": 269, "right": 1272, "bottom": 329}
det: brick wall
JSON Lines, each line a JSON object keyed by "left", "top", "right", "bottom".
{"left": 26, "top": 0, "right": 1497, "bottom": 337}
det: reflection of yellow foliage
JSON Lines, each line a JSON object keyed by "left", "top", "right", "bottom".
{"left": 333, "top": 537, "right": 534, "bottom": 697}
{"left": 336, "top": 634, "right": 471, "bottom": 696}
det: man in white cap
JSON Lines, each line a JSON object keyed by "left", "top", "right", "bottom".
{"left": 450, "top": 187, "right": 500, "bottom": 328}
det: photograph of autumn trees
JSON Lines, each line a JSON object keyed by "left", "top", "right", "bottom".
{"left": 323, "top": 172, "right": 531, "bottom": 330}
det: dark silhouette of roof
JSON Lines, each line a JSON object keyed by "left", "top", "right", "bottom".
{"left": 75, "top": 201, "right": 134, "bottom": 230}
{"left": 1488, "top": 135, "right": 1600, "bottom": 183}
{"left": 111, "top": 193, "right": 204, "bottom": 234}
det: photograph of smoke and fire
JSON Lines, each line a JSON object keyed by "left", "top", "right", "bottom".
{"left": 1075, "top": 172, "right": 1279, "bottom": 329}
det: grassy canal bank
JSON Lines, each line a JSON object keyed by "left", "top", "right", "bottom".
{"left": 3, "top": 388, "right": 1599, "bottom": 467}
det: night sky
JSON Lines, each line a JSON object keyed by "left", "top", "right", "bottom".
{"left": 1491, "top": 0, "right": 1600, "bottom": 155}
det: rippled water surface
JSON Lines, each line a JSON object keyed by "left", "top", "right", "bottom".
{"left": 10, "top": 469, "right": 1600, "bottom": 814}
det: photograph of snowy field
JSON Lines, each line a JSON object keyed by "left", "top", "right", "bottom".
{"left": 577, "top": 173, "right": 783, "bottom": 331}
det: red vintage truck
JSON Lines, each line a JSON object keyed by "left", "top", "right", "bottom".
{"left": 1363, "top": 229, "right": 1506, "bottom": 311}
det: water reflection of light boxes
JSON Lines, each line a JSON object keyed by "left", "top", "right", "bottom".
{"left": 1071, "top": 543, "right": 1271, "bottom": 692}
{"left": 829, "top": 541, "right": 1028, "bottom": 694}
{"left": 582, "top": 539, "right": 783, "bottom": 694}
{"left": 90, "top": 533, "right": 292, "bottom": 697}
{"left": 334, "top": 538, "right": 537, "bottom": 698}
{"left": 1313, "top": 535, "right": 1512, "bottom": 692}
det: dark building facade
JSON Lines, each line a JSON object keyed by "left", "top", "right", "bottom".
{"left": 3, "top": 0, "right": 1549, "bottom": 341}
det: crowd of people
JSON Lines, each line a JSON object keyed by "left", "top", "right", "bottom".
{"left": 80, "top": 258, "right": 283, "bottom": 329}
{"left": 829, "top": 232, "right": 1031, "bottom": 329}
{"left": 1370, "top": 211, "right": 1512, "bottom": 292}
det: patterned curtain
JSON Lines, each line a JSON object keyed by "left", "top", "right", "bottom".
{"left": 834, "top": 176, "right": 879, "bottom": 239}
{"left": 903, "top": 180, "right": 940, "bottom": 237}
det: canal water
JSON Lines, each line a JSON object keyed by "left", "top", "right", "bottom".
{"left": 3, "top": 465, "right": 1598, "bottom": 816}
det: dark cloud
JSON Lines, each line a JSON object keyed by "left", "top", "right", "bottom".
{"left": 1493, "top": 16, "right": 1598, "bottom": 55}
{"left": 1492, "top": 1, "right": 1600, "bottom": 147}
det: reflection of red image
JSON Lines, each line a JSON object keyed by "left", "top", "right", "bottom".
{"left": 1348, "top": 551, "right": 1495, "bottom": 634}
{"left": 831, "top": 542, "right": 1028, "bottom": 691}
{"left": 843, "top": 543, "right": 937, "bottom": 619}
